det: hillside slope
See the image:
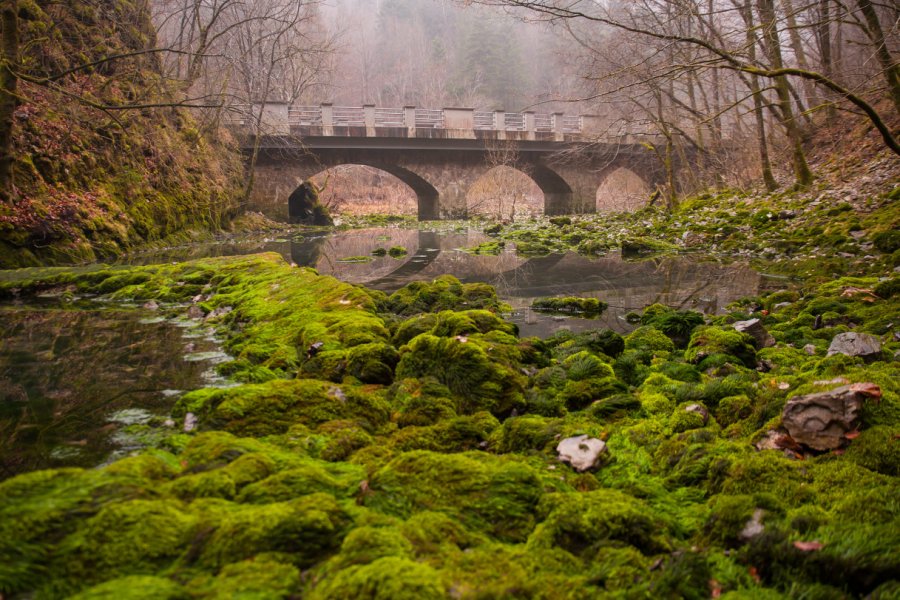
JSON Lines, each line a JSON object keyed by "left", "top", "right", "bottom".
{"left": 0, "top": 0, "right": 244, "bottom": 268}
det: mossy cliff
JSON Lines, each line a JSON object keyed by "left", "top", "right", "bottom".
{"left": 1, "top": 251, "right": 898, "bottom": 598}
{"left": 0, "top": 0, "right": 244, "bottom": 269}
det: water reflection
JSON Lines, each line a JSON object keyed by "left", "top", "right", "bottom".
{"left": 127, "top": 226, "right": 769, "bottom": 338}
{"left": 0, "top": 306, "right": 227, "bottom": 478}
{"left": 287, "top": 228, "right": 765, "bottom": 337}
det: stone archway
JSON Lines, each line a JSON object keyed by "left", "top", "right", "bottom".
{"left": 596, "top": 167, "right": 652, "bottom": 212}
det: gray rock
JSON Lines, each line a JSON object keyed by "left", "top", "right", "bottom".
{"left": 734, "top": 318, "right": 776, "bottom": 349}
{"left": 782, "top": 383, "right": 881, "bottom": 450}
{"left": 827, "top": 332, "right": 882, "bottom": 359}
{"left": 803, "top": 344, "right": 817, "bottom": 355}
{"left": 556, "top": 435, "right": 608, "bottom": 472}
{"left": 142, "top": 300, "right": 159, "bottom": 311}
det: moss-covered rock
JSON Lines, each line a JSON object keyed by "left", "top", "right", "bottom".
{"left": 175, "top": 379, "right": 390, "bottom": 436}
{"left": 395, "top": 334, "right": 525, "bottom": 416}
{"left": 364, "top": 451, "right": 544, "bottom": 542}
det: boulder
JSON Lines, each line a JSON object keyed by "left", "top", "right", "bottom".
{"left": 556, "top": 435, "right": 607, "bottom": 472}
{"left": 733, "top": 318, "right": 776, "bottom": 349}
{"left": 782, "top": 383, "right": 881, "bottom": 451}
{"left": 288, "top": 181, "right": 333, "bottom": 226}
{"left": 826, "top": 332, "right": 882, "bottom": 360}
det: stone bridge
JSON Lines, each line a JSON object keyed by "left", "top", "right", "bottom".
{"left": 235, "top": 104, "right": 671, "bottom": 221}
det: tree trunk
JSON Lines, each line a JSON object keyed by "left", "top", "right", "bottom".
{"left": 740, "top": 2, "right": 778, "bottom": 190}
{"left": 815, "top": 0, "right": 836, "bottom": 121}
{"left": 756, "top": 0, "right": 814, "bottom": 186}
{"left": 855, "top": 0, "right": 900, "bottom": 116}
{"left": 781, "top": 0, "right": 816, "bottom": 104}
{"left": 0, "top": 0, "right": 19, "bottom": 201}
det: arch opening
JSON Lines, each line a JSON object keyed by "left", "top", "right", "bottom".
{"left": 466, "top": 165, "right": 544, "bottom": 220}
{"left": 530, "top": 165, "right": 575, "bottom": 216}
{"left": 596, "top": 167, "right": 651, "bottom": 213}
{"left": 307, "top": 165, "right": 419, "bottom": 218}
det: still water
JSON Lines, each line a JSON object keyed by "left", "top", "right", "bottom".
{"left": 1, "top": 225, "right": 777, "bottom": 476}
{"left": 129, "top": 226, "right": 770, "bottom": 337}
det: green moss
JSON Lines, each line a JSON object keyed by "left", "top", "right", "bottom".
{"left": 562, "top": 350, "right": 615, "bottom": 381}
{"left": 195, "top": 558, "right": 301, "bottom": 600}
{"left": 395, "top": 334, "right": 525, "bottom": 416}
{"left": 175, "top": 379, "right": 390, "bottom": 437}
{"left": 364, "top": 451, "right": 543, "bottom": 542}
{"left": 532, "top": 296, "right": 608, "bottom": 316}
{"left": 685, "top": 326, "right": 757, "bottom": 368}
{"left": 388, "top": 412, "right": 499, "bottom": 453}
{"left": 309, "top": 556, "right": 445, "bottom": 600}
{"left": 491, "top": 415, "right": 562, "bottom": 453}
{"left": 528, "top": 489, "right": 672, "bottom": 556}
{"left": 625, "top": 325, "right": 676, "bottom": 354}
{"left": 389, "top": 377, "right": 458, "bottom": 427}
{"left": 386, "top": 275, "right": 507, "bottom": 316}
{"left": 56, "top": 499, "right": 199, "bottom": 590}
{"left": 235, "top": 458, "right": 364, "bottom": 503}
{"left": 346, "top": 342, "right": 400, "bottom": 384}
{"left": 387, "top": 246, "right": 408, "bottom": 258}
{"left": 198, "top": 493, "right": 352, "bottom": 569}
{"left": 842, "top": 425, "right": 900, "bottom": 477}
{"left": 331, "top": 526, "right": 414, "bottom": 567}
{"left": 69, "top": 576, "right": 188, "bottom": 600}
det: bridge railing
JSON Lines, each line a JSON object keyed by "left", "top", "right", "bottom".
{"left": 244, "top": 103, "right": 605, "bottom": 141}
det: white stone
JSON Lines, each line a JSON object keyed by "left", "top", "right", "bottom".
{"left": 556, "top": 435, "right": 607, "bottom": 472}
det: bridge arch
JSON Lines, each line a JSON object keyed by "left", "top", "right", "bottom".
{"left": 596, "top": 166, "right": 652, "bottom": 212}
{"left": 466, "top": 165, "right": 543, "bottom": 219}
{"left": 302, "top": 163, "right": 441, "bottom": 220}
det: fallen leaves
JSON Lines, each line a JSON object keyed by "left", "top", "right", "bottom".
{"left": 793, "top": 540, "right": 825, "bottom": 551}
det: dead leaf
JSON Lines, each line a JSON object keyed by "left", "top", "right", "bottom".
{"left": 793, "top": 540, "right": 825, "bottom": 551}
{"left": 844, "top": 430, "right": 861, "bottom": 440}
{"left": 849, "top": 382, "right": 882, "bottom": 400}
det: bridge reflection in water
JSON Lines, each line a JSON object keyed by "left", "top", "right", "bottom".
{"left": 289, "top": 229, "right": 764, "bottom": 336}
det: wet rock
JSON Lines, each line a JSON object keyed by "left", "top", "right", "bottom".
{"left": 826, "top": 332, "right": 882, "bottom": 360}
{"left": 556, "top": 435, "right": 608, "bottom": 472}
{"left": 143, "top": 300, "right": 159, "bottom": 311}
{"left": 733, "top": 318, "right": 775, "bottom": 349}
{"left": 187, "top": 305, "right": 204, "bottom": 319}
{"left": 782, "top": 383, "right": 881, "bottom": 451}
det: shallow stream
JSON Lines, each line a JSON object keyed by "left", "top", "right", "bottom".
{"left": 0, "top": 224, "right": 781, "bottom": 476}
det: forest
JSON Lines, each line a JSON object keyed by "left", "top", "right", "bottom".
{"left": 0, "top": 0, "right": 898, "bottom": 598}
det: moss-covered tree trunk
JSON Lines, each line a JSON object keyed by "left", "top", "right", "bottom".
{"left": 756, "top": 0, "right": 814, "bottom": 187}
{"left": 0, "top": 0, "right": 18, "bottom": 202}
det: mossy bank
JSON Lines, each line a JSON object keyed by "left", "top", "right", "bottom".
{"left": 1, "top": 244, "right": 898, "bottom": 598}
{"left": 0, "top": 0, "right": 244, "bottom": 269}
